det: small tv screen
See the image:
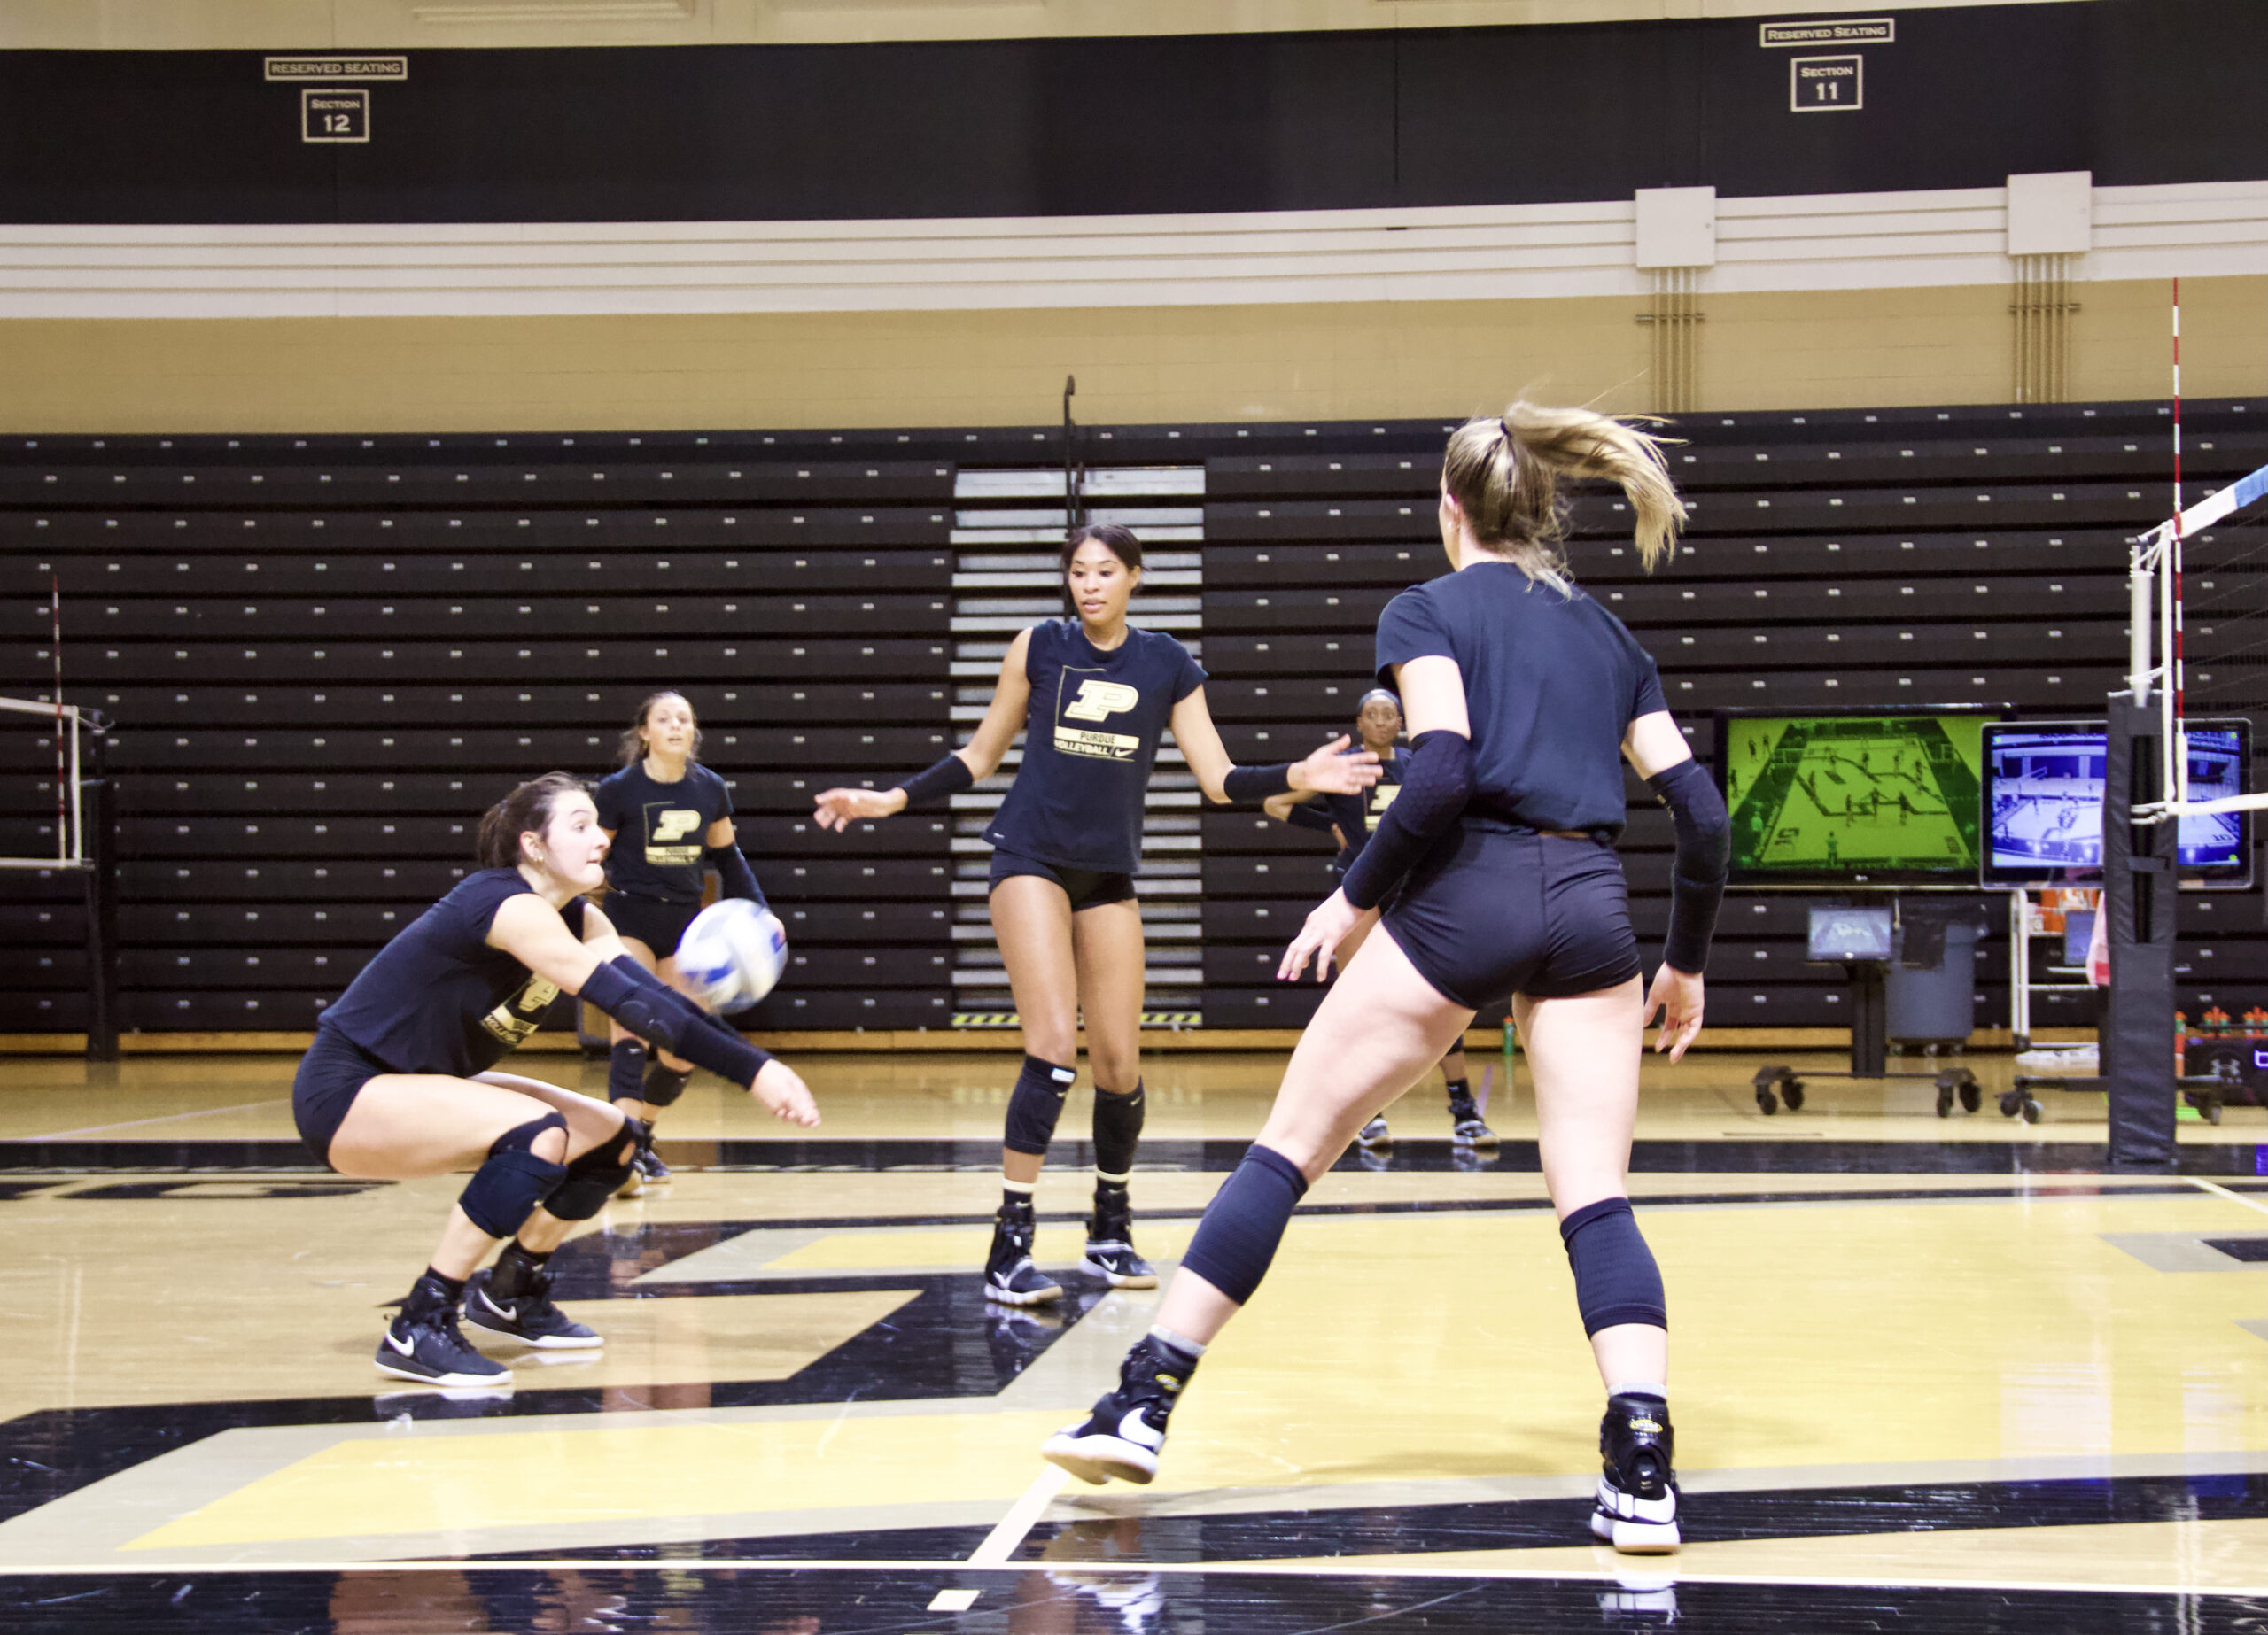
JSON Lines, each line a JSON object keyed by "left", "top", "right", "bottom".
{"left": 1717, "top": 709, "right": 1998, "bottom": 886}
{"left": 1808, "top": 905, "right": 1893, "bottom": 962}
{"left": 1980, "top": 719, "right": 2252, "bottom": 887}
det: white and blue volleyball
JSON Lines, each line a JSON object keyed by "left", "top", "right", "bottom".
{"left": 674, "top": 899, "right": 788, "bottom": 1012}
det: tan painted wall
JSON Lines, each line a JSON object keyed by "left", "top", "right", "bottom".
{"left": 0, "top": 275, "right": 2258, "bottom": 436}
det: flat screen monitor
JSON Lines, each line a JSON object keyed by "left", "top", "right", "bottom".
{"left": 1808, "top": 905, "right": 1893, "bottom": 962}
{"left": 1980, "top": 719, "right": 2253, "bottom": 887}
{"left": 1716, "top": 708, "right": 2000, "bottom": 887}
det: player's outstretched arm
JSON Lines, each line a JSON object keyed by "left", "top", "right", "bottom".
{"left": 1172, "top": 689, "right": 1379, "bottom": 804}
{"left": 814, "top": 628, "right": 1033, "bottom": 831}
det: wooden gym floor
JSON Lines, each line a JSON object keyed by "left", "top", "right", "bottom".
{"left": 0, "top": 1046, "right": 2264, "bottom": 1633}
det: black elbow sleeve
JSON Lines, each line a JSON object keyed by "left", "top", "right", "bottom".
{"left": 1649, "top": 759, "right": 1729, "bottom": 974}
{"left": 1339, "top": 732, "right": 1473, "bottom": 910}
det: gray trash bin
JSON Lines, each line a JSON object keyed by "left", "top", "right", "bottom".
{"left": 1885, "top": 911, "right": 1982, "bottom": 1047}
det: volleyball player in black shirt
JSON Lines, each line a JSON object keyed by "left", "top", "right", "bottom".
{"left": 816, "top": 524, "right": 1378, "bottom": 1305}
{"left": 1045, "top": 406, "right": 1728, "bottom": 1556}
{"left": 292, "top": 772, "right": 817, "bottom": 1387}
{"left": 1268, "top": 687, "right": 1494, "bottom": 1149}
{"left": 592, "top": 691, "right": 770, "bottom": 1190}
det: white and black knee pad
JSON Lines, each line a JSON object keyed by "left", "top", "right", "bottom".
{"left": 458, "top": 1112, "right": 570, "bottom": 1239}
{"left": 1004, "top": 1054, "right": 1077, "bottom": 1156}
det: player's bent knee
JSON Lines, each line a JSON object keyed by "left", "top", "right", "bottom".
{"left": 459, "top": 1112, "right": 571, "bottom": 1239}
{"left": 1558, "top": 1197, "right": 1666, "bottom": 1335}
{"left": 1005, "top": 1054, "right": 1077, "bottom": 1155}
{"left": 545, "top": 1113, "right": 645, "bottom": 1221}
{"left": 641, "top": 1062, "right": 693, "bottom": 1109}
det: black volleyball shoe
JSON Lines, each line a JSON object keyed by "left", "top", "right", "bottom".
{"left": 463, "top": 1251, "right": 602, "bottom": 1351}
{"left": 1591, "top": 1393, "right": 1681, "bottom": 1553}
{"left": 1447, "top": 1088, "right": 1499, "bottom": 1149}
{"left": 983, "top": 1196, "right": 1063, "bottom": 1306}
{"left": 633, "top": 1144, "right": 672, "bottom": 1186}
{"left": 375, "top": 1274, "right": 514, "bottom": 1387}
{"left": 1080, "top": 1184, "right": 1158, "bottom": 1289}
{"left": 1356, "top": 1114, "right": 1392, "bottom": 1149}
{"left": 1041, "top": 1332, "right": 1200, "bottom": 1485}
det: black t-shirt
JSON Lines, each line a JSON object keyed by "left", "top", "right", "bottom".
{"left": 1374, "top": 563, "right": 1666, "bottom": 838}
{"left": 319, "top": 868, "right": 586, "bottom": 1078}
{"left": 983, "top": 620, "right": 1208, "bottom": 873}
{"left": 593, "top": 761, "right": 734, "bottom": 904}
{"left": 1292, "top": 752, "right": 1405, "bottom": 872}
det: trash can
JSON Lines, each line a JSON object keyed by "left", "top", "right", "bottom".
{"left": 1885, "top": 907, "right": 1984, "bottom": 1047}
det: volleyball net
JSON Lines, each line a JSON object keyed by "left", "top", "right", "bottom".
{"left": 0, "top": 696, "right": 119, "bottom": 1058}
{"left": 2126, "top": 457, "right": 2268, "bottom": 821}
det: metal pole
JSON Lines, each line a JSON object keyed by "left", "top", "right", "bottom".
{"left": 1062, "top": 374, "right": 1078, "bottom": 535}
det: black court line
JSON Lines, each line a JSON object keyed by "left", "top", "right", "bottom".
{"left": 3, "top": 1566, "right": 2266, "bottom": 1634}
{"left": 6, "top": 1135, "right": 2268, "bottom": 1175}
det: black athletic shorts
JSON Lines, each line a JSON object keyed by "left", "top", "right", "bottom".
{"left": 602, "top": 889, "right": 703, "bottom": 959}
{"left": 987, "top": 848, "right": 1138, "bottom": 912}
{"left": 292, "top": 1024, "right": 394, "bottom": 1170}
{"left": 1381, "top": 820, "right": 1642, "bottom": 1011}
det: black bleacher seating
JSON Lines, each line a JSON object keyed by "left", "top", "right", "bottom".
{"left": 4, "top": 399, "right": 2264, "bottom": 1039}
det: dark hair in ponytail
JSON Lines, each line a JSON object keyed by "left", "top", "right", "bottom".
{"left": 476, "top": 771, "right": 589, "bottom": 870}
{"left": 617, "top": 691, "right": 702, "bottom": 769}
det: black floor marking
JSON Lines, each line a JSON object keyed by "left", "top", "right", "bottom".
{"left": 2, "top": 1567, "right": 2265, "bottom": 1634}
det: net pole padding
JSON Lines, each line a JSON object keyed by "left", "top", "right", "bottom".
{"left": 2103, "top": 694, "right": 2179, "bottom": 1172}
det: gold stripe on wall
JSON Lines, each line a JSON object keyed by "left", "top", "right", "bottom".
{"left": 0, "top": 277, "right": 2259, "bottom": 436}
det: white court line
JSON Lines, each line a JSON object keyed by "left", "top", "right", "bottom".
{"left": 2187, "top": 1176, "right": 2268, "bottom": 1219}
{"left": 966, "top": 1464, "right": 1069, "bottom": 1566}
{"left": 14, "top": 1098, "right": 291, "bottom": 1143}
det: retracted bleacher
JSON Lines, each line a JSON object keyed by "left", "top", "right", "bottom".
{"left": 3, "top": 403, "right": 2264, "bottom": 1043}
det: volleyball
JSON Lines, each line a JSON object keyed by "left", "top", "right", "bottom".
{"left": 674, "top": 900, "right": 788, "bottom": 1012}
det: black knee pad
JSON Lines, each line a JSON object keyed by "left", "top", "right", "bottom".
{"left": 458, "top": 1112, "right": 569, "bottom": 1239}
{"left": 1180, "top": 1143, "right": 1308, "bottom": 1306}
{"left": 1559, "top": 1197, "right": 1666, "bottom": 1335}
{"left": 544, "top": 1114, "right": 644, "bottom": 1221}
{"left": 1091, "top": 1080, "right": 1145, "bottom": 1179}
{"left": 608, "top": 1039, "right": 649, "bottom": 1106}
{"left": 641, "top": 1062, "right": 693, "bottom": 1109}
{"left": 1004, "top": 1054, "right": 1076, "bottom": 1156}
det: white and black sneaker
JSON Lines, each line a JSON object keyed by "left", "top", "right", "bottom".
{"left": 462, "top": 1251, "right": 602, "bottom": 1350}
{"left": 1042, "top": 1333, "right": 1198, "bottom": 1485}
{"left": 1081, "top": 1184, "right": 1158, "bottom": 1288}
{"left": 984, "top": 1196, "right": 1062, "bottom": 1306}
{"left": 376, "top": 1275, "right": 514, "bottom": 1388}
{"left": 1447, "top": 1089, "right": 1499, "bottom": 1149}
{"left": 1591, "top": 1393, "right": 1681, "bottom": 1554}
{"left": 1356, "top": 1115, "right": 1392, "bottom": 1149}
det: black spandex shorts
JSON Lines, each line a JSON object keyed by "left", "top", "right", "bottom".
{"left": 988, "top": 848, "right": 1138, "bottom": 912}
{"left": 292, "top": 1025, "right": 394, "bottom": 1170}
{"left": 1381, "top": 821, "right": 1643, "bottom": 1011}
{"left": 603, "top": 890, "right": 703, "bottom": 959}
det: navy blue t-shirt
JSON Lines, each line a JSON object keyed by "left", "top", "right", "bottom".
{"left": 1373, "top": 563, "right": 1666, "bottom": 838}
{"left": 1290, "top": 751, "right": 1404, "bottom": 872}
{"left": 593, "top": 761, "right": 734, "bottom": 904}
{"left": 319, "top": 868, "right": 587, "bottom": 1078}
{"left": 983, "top": 620, "right": 1208, "bottom": 873}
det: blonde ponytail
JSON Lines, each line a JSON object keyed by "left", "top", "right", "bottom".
{"left": 1441, "top": 402, "right": 1688, "bottom": 587}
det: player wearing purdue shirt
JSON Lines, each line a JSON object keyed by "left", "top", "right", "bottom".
{"left": 1268, "top": 689, "right": 1494, "bottom": 1149}
{"left": 815, "top": 523, "right": 1379, "bottom": 1306}
{"left": 591, "top": 692, "right": 769, "bottom": 1191}
{"left": 292, "top": 772, "right": 816, "bottom": 1388}
{"left": 1045, "top": 405, "right": 1727, "bottom": 1560}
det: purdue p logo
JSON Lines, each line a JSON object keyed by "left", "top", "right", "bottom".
{"left": 1063, "top": 680, "right": 1139, "bottom": 723}
{"left": 651, "top": 810, "right": 703, "bottom": 842}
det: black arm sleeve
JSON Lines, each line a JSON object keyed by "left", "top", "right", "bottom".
{"left": 1337, "top": 732, "right": 1473, "bottom": 911}
{"left": 1221, "top": 763, "right": 1296, "bottom": 803}
{"left": 893, "top": 754, "right": 975, "bottom": 808}
{"left": 580, "top": 955, "right": 776, "bottom": 1086}
{"left": 1648, "top": 758, "right": 1729, "bottom": 975}
{"left": 707, "top": 841, "right": 766, "bottom": 909}
{"left": 1283, "top": 801, "right": 1338, "bottom": 834}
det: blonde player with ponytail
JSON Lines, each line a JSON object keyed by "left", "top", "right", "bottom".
{"left": 1043, "top": 405, "right": 1729, "bottom": 1556}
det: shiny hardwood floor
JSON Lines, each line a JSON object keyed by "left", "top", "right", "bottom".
{"left": 1, "top": 1046, "right": 2264, "bottom": 1632}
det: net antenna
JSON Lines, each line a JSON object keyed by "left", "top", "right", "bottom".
{"left": 2127, "top": 275, "right": 2268, "bottom": 822}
